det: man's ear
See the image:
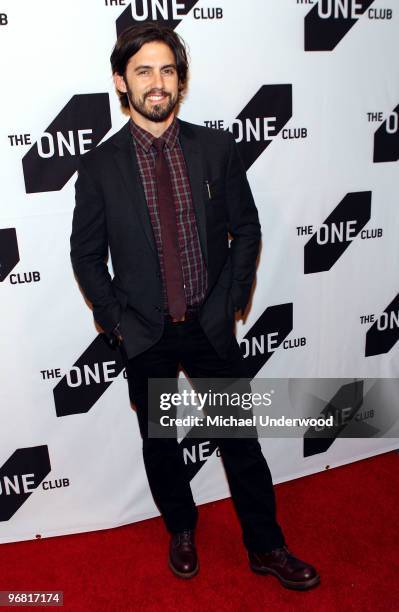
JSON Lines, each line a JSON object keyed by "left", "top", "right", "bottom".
{"left": 113, "top": 72, "right": 127, "bottom": 94}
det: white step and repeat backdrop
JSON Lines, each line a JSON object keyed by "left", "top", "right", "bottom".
{"left": 0, "top": 0, "right": 398, "bottom": 543}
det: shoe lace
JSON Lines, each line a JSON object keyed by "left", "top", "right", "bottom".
{"left": 179, "top": 529, "right": 193, "bottom": 548}
{"left": 272, "top": 545, "right": 293, "bottom": 564}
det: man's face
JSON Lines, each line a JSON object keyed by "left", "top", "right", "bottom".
{"left": 115, "top": 41, "right": 179, "bottom": 123}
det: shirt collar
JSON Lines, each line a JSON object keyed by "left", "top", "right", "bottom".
{"left": 129, "top": 116, "right": 179, "bottom": 153}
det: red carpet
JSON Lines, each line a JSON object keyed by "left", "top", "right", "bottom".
{"left": 1, "top": 450, "right": 398, "bottom": 611}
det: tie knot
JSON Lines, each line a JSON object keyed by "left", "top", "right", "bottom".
{"left": 153, "top": 137, "right": 166, "bottom": 154}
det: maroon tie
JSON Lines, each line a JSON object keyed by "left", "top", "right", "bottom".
{"left": 153, "top": 137, "right": 186, "bottom": 319}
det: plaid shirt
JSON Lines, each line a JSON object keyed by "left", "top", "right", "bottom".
{"left": 129, "top": 117, "right": 207, "bottom": 311}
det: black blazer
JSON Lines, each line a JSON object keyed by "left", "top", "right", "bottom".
{"left": 70, "top": 118, "right": 261, "bottom": 360}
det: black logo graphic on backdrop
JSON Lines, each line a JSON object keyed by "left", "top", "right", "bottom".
{"left": 304, "top": 191, "right": 371, "bottom": 273}
{"left": 53, "top": 335, "right": 125, "bottom": 416}
{"left": 303, "top": 380, "right": 364, "bottom": 456}
{"left": 0, "top": 228, "right": 19, "bottom": 282}
{"left": 365, "top": 293, "right": 399, "bottom": 356}
{"left": 116, "top": 1, "right": 200, "bottom": 35}
{"left": 0, "top": 446, "right": 51, "bottom": 521}
{"left": 305, "top": 0, "right": 374, "bottom": 51}
{"left": 239, "top": 304, "right": 293, "bottom": 376}
{"left": 205, "top": 85, "right": 293, "bottom": 170}
{"left": 0, "top": 228, "right": 41, "bottom": 286}
{"left": 22, "top": 94, "right": 111, "bottom": 194}
{"left": 303, "top": 378, "right": 397, "bottom": 457}
{"left": 373, "top": 104, "right": 399, "bottom": 163}
{"left": 232, "top": 85, "right": 292, "bottom": 171}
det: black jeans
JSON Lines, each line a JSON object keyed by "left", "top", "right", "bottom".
{"left": 122, "top": 316, "right": 285, "bottom": 552}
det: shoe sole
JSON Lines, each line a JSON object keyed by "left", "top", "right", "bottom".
{"left": 250, "top": 564, "right": 320, "bottom": 591}
{"left": 168, "top": 558, "right": 199, "bottom": 579}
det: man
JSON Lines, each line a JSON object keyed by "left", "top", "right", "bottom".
{"left": 70, "top": 22, "right": 320, "bottom": 590}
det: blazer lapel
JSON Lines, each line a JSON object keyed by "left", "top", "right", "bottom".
{"left": 111, "top": 119, "right": 208, "bottom": 266}
{"left": 112, "top": 121, "right": 157, "bottom": 257}
{"left": 178, "top": 119, "right": 208, "bottom": 266}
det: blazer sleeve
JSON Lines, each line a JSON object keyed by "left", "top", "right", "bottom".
{"left": 225, "top": 132, "right": 261, "bottom": 312}
{"left": 70, "top": 156, "right": 121, "bottom": 336}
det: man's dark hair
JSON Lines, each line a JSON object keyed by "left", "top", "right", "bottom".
{"left": 110, "top": 22, "right": 189, "bottom": 109}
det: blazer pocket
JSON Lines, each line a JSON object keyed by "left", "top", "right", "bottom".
{"left": 204, "top": 178, "right": 225, "bottom": 202}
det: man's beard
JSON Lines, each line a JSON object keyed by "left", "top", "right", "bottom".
{"left": 127, "top": 86, "right": 179, "bottom": 122}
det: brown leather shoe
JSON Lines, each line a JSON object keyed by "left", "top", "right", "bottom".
{"left": 169, "top": 529, "right": 199, "bottom": 579}
{"left": 249, "top": 545, "right": 320, "bottom": 590}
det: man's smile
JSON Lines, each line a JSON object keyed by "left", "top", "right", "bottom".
{"left": 146, "top": 92, "right": 169, "bottom": 103}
